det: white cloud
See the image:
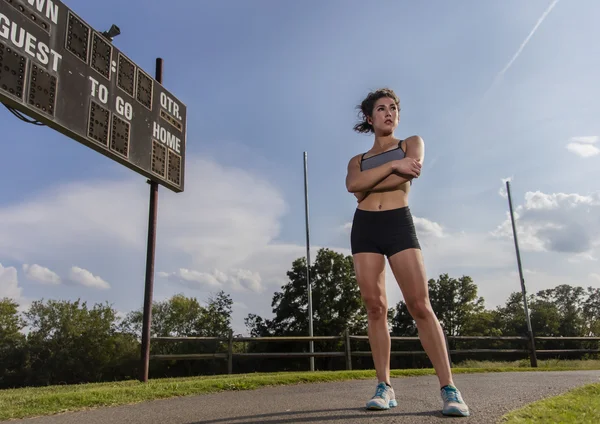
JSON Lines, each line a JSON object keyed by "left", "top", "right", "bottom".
{"left": 229, "top": 243, "right": 308, "bottom": 289}
{"left": 591, "top": 273, "right": 600, "bottom": 282}
{"left": 566, "top": 143, "right": 599, "bottom": 158}
{"left": 0, "top": 156, "right": 288, "bottom": 275}
{"left": 420, "top": 231, "right": 515, "bottom": 273}
{"left": 566, "top": 135, "right": 599, "bottom": 158}
{"left": 413, "top": 216, "right": 445, "bottom": 238}
{"left": 159, "top": 269, "right": 220, "bottom": 288}
{"left": 568, "top": 252, "right": 597, "bottom": 263}
{"left": 22, "top": 264, "right": 61, "bottom": 285}
{"left": 492, "top": 188, "right": 600, "bottom": 256}
{"left": 157, "top": 159, "right": 287, "bottom": 272}
{"left": 160, "top": 268, "right": 264, "bottom": 293}
{"left": 523, "top": 191, "right": 599, "bottom": 210}
{"left": 0, "top": 179, "right": 147, "bottom": 263}
{"left": 570, "top": 136, "right": 599, "bottom": 144}
{"left": 0, "top": 155, "right": 297, "bottom": 333}
{"left": 0, "top": 263, "right": 22, "bottom": 300}
{"left": 229, "top": 269, "right": 263, "bottom": 293}
{"left": 341, "top": 222, "right": 352, "bottom": 233}
{"left": 68, "top": 266, "right": 110, "bottom": 290}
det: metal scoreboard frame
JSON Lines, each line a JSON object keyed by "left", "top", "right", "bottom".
{"left": 0, "top": 0, "right": 186, "bottom": 193}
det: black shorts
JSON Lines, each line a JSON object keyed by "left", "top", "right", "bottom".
{"left": 350, "top": 206, "right": 421, "bottom": 258}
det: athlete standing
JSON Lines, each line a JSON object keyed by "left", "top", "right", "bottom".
{"left": 345, "top": 88, "right": 470, "bottom": 417}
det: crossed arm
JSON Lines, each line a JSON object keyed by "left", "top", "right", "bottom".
{"left": 346, "top": 136, "right": 425, "bottom": 201}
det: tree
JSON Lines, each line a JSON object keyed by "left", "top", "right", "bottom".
{"left": 460, "top": 310, "right": 503, "bottom": 337}
{"left": 495, "top": 291, "right": 529, "bottom": 336}
{"left": 244, "top": 313, "right": 272, "bottom": 337}
{"left": 536, "top": 284, "right": 585, "bottom": 337}
{"left": 200, "top": 291, "right": 234, "bottom": 337}
{"left": 0, "top": 298, "right": 25, "bottom": 342}
{"left": 0, "top": 298, "right": 26, "bottom": 388}
{"left": 246, "top": 248, "right": 367, "bottom": 337}
{"left": 429, "top": 274, "right": 486, "bottom": 336}
{"left": 582, "top": 287, "right": 600, "bottom": 337}
{"left": 391, "top": 274, "right": 486, "bottom": 337}
{"left": 390, "top": 301, "right": 417, "bottom": 336}
{"left": 121, "top": 291, "right": 233, "bottom": 338}
{"left": 244, "top": 248, "right": 367, "bottom": 371}
{"left": 120, "top": 291, "right": 234, "bottom": 376}
{"left": 23, "top": 299, "right": 137, "bottom": 386}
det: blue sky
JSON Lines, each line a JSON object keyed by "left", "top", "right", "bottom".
{"left": 1, "top": 0, "right": 599, "bottom": 335}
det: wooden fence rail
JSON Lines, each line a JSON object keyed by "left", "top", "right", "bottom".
{"left": 150, "top": 330, "right": 600, "bottom": 375}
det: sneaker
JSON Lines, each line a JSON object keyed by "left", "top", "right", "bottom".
{"left": 366, "top": 381, "right": 398, "bottom": 410}
{"left": 440, "top": 384, "right": 470, "bottom": 417}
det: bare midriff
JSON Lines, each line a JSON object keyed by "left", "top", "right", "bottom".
{"left": 357, "top": 181, "right": 410, "bottom": 211}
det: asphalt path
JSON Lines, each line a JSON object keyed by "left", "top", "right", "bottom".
{"left": 15, "top": 370, "right": 600, "bottom": 424}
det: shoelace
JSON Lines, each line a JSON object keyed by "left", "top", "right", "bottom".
{"left": 373, "top": 384, "right": 388, "bottom": 399}
{"left": 442, "top": 388, "right": 460, "bottom": 403}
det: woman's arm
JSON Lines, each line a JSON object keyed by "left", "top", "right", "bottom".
{"left": 353, "top": 173, "right": 411, "bottom": 202}
{"left": 352, "top": 136, "right": 425, "bottom": 200}
{"left": 345, "top": 154, "right": 396, "bottom": 193}
{"left": 368, "top": 136, "right": 425, "bottom": 192}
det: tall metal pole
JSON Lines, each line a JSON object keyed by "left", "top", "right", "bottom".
{"left": 140, "top": 58, "right": 163, "bottom": 382}
{"left": 303, "top": 152, "right": 314, "bottom": 371}
{"left": 506, "top": 180, "right": 538, "bottom": 368}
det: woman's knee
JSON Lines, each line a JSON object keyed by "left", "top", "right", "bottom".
{"left": 406, "top": 297, "right": 433, "bottom": 321}
{"left": 363, "top": 295, "right": 387, "bottom": 320}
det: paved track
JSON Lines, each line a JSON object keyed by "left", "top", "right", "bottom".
{"left": 15, "top": 370, "right": 600, "bottom": 424}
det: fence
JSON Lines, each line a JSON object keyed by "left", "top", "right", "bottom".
{"left": 150, "top": 330, "right": 600, "bottom": 375}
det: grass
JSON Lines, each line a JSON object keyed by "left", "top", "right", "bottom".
{"left": 455, "top": 358, "right": 600, "bottom": 370}
{"left": 500, "top": 383, "right": 600, "bottom": 423}
{"left": 1, "top": 359, "right": 599, "bottom": 421}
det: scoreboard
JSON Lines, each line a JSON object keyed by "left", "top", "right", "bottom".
{"left": 0, "top": 0, "right": 186, "bottom": 192}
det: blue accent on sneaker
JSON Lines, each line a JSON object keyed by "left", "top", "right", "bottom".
{"left": 366, "top": 382, "right": 397, "bottom": 410}
{"left": 441, "top": 385, "right": 470, "bottom": 417}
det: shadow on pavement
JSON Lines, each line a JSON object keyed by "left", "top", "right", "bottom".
{"left": 187, "top": 407, "right": 446, "bottom": 424}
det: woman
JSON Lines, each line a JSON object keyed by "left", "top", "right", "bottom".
{"left": 345, "top": 88, "right": 470, "bottom": 417}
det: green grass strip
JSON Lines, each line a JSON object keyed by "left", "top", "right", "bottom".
{"left": 1, "top": 360, "right": 599, "bottom": 421}
{"left": 500, "top": 383, "right": 600, "bottom": 424}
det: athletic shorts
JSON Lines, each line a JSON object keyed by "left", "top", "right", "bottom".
{"left": 350, "top": 206, "right": 421, "bottom": 258}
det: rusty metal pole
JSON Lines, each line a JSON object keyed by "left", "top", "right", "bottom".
{"left": 140, "top": 58, "right": 162, "bottom": 383}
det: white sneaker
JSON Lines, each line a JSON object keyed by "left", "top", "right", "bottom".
{"left": 441, "top": 385, "right": 470, "bottom": 417}
{"left": 366, "top": 381, "right": 398, "bottom": 410}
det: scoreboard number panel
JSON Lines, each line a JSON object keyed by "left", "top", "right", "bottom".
{"left": 0, "top": 0, "right": 186, "bottom": 192}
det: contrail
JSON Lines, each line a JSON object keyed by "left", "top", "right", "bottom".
{"left": 483, "top": 0, "right": 561, "bottom": 97}
{"left": 462, "top": 0, "right": 561, "bottom": 151}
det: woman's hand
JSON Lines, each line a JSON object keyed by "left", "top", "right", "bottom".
{"left": 391, "top": 157, "right": 421, "bottom": 178}
{"left": 354, "top": 191, "right": 368, "bottom": 203}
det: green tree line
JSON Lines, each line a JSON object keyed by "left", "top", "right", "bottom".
{"left": 1, "top": 248, "right": 599, "bottom": 389}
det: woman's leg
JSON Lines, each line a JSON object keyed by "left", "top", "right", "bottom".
{"left": 387, "top": 248, "right": 452, "bottom": 387}
{"left": 388, "top": 247, "right": 470, "bottom": 416}
{"left": 353, "top": 252, "right": 390, "bottom": 384}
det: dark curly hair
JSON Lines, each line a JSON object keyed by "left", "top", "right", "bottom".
{"left": 353, "top": 88, "right": 400, "bottom": 134}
